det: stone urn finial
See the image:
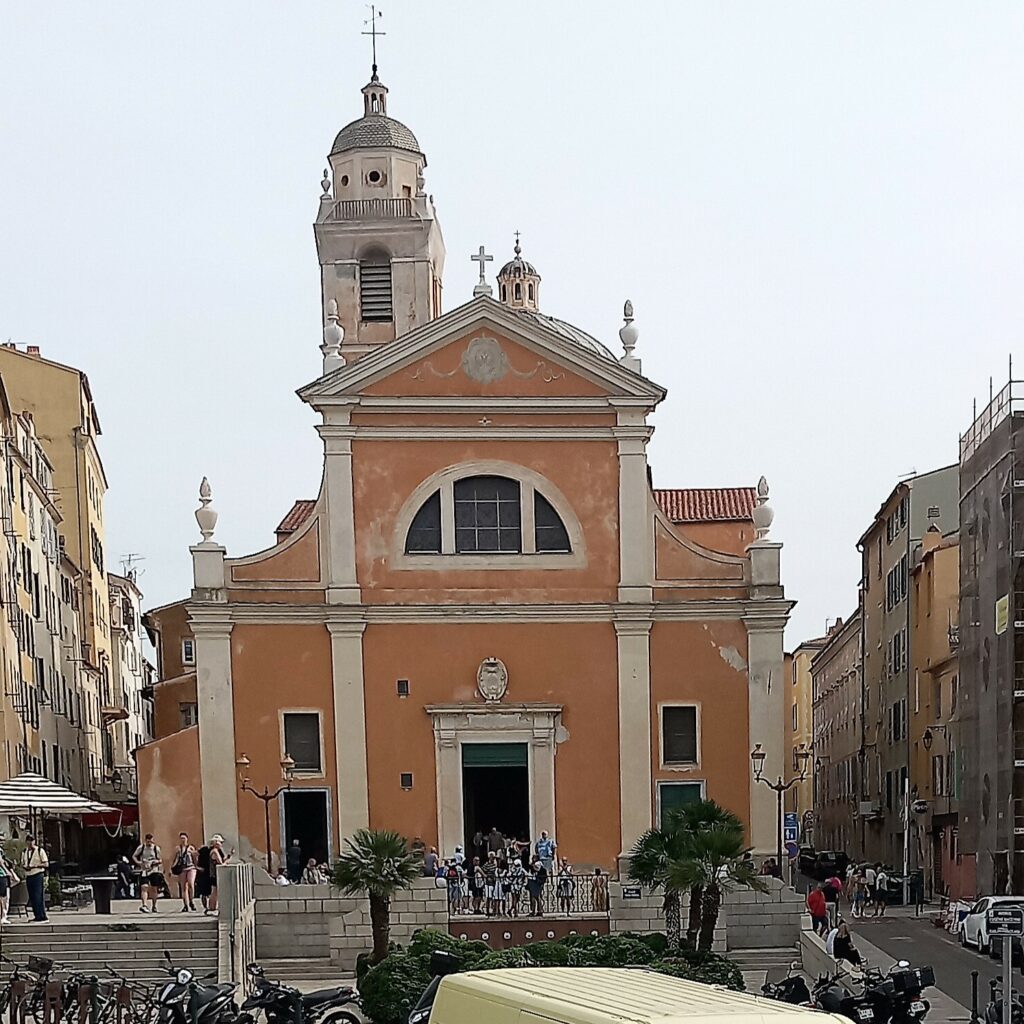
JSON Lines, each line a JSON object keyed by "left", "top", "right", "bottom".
{"left": 752, "top": 475, "right": 774, "bottom": 540}
{"left": 195, "top": 477, "right": 218, "bottom": 542}
{"left": 321, "top": 299, "right": 345, "bottom": 372}
{"left": 619, "top": 299, "right": 638, "bottom": 357}
{"left": 320, "top": 168, "right": 331, "bottom": 197}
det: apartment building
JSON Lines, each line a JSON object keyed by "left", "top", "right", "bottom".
{"left": 858, "top": 466, "right": 958, "bottom": 866}
{"left": 811, "top": 611, "right": 862, "bottom": 856}
{"left": 959, "top": 379, "right": 1024, "bottom": 895}
{"left": 787, "top": 637, "right": 826, "bottom": 840}
{"left": 908, "top": 527, "right": 962, "bottom": 896}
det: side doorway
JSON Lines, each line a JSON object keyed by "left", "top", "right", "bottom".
{"left": 282, "top": 789, "right": 331, "bottom": 870}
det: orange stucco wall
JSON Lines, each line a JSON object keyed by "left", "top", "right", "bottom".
{"left": 230, "top": 624, "right": 336, "bottom": 861}
{"left": 361, "top": 331, "right": 610, "bottom": 400}
{"left": 153, "top": 674, "right": 197, "bottom": 740}
{"left": 361, "top": 621, "right": 622, "bottom": 866}
{"left": 650, "top": 620, "right": 752, "bottom": 836}
{"left": 137, "top": 726, "right": 203, "bottom": 865}
{"left": 352, "top": 438, "right": 620, "bottom": 602}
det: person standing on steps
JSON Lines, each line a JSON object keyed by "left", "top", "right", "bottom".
{"left": 21, "top": 835, "right": 49, "bottom": 922}
{"left": 206, "top": 835, "right": 230, "bottom": 914}
{"left": 286, "top": 839, "right": 303, "bottom": 883}
{"left": 133, "top": 833, "right": 162, "bottom": 913}
{"left": 0, "top": 837, "right": 19, "bottom": 924}
{"left": 172, "top": 833, "right": 198, "bottom": 912}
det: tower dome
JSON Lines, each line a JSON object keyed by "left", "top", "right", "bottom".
{"left": 330, "top": 70, "right": 423, "bottom": 158}
{"left": 496, "top": 234, "right": 541, "bottom": 312}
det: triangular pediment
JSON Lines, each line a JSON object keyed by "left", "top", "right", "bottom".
{"left": 297, "top": 297, "right": 666, "bottom": 405}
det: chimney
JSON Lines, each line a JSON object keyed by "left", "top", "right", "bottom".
{"left": 25, "top": 346, "right": 40, "bottom": 357}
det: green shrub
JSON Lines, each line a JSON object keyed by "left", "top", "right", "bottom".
{"left": 355, "top": 952, "right": 373, "bottom": 983}
{"left": 520, "top": 941, "right": 571, "bottom": 967}
{"left": 652, "top": 951, "right": 745, "bottom": 991}
{"left": 473, "top": 947, "right": 538, "bottom": 970}
{"left": 580, "top": 935, "right": 658, "bottom": 967}
{"left": 406, "top": 929, "right": 490, "bottom": 967}
{"left": 357, "top": 951, "right": 431, "bottom": 1024}
{"left": 638, "top": 932, "right": 670, "bottom": 956}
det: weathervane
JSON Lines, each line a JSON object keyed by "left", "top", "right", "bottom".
{"left": 362, "top": 4, "right": 386, "bottom": 77}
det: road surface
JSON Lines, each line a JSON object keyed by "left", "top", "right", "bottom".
{"left": 854, "top": 912, "right": 1013, "bottom": 1014}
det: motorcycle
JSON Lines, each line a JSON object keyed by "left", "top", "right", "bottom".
{"left": 155, "top": 952, "right": 240, "bottom": 1024}
{"left": 761, "top": 963, "right": 812, "bottom": 1006}
{"left": 813, "top": 960, "right": 932, "bottom": 1024}
{"left": 984, "top": 978, "right": 1024, "bottom": 1024}
{"left": 813, "top": 971, "right": 882, "bottom": 1024}
{"left": 240, "top": 963, "right": 360, "bottom": 1024}
{"left": 886, "top": 962, "right": 933, "bottom": 1024}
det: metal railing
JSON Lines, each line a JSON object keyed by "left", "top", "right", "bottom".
{"left": 446, "top": 873, "right": 609, "bottom": 919}
{"left": 961, "top": 380, "right": 1024, "bottom": 462}
{"left": 327, "top": 197, "right": 413, "bottom": 221}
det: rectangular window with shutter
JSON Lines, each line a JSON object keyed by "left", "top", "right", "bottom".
{"left": 359, "top": 259, "right": 393, "bottom": 322}
{"left": 283, "top": 712, "right": 322, "bottom": 772}
{"left": 661, "top": 705, "right": 698, "bottom": 765}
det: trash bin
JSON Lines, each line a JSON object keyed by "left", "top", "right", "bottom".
{"left": 85, "top": 876, "right": 116, "bottom": 915}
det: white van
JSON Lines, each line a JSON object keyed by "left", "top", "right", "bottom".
{"left": 409, "top": 967, "right": 845, "bottom": 1024}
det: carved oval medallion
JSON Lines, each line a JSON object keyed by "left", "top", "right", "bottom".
{"left": 477, "top": 656, "right": 509, "bottom": 703}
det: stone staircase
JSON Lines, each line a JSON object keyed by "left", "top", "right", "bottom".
{"left": 0, "top": 914, "right": 219, "bottom": 985}
{"left": 728, "top": 946, "right": 801, "bottom": 973}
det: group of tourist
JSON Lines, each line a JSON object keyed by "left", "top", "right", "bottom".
{"left": 132, "top": 831, "right": 229, "bottom": 915}
{"left": 420, "top": 828, "right": 609, "bottom": 918}
{"left": 0, "top": 833, "right": 49, "bottom": 923}
{"left": 807, "top": 862, "right": 891, "bottom": 934}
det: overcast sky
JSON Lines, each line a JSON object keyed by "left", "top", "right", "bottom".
{"left": 2, "top": 2, "right": 1022, "bottom": 644}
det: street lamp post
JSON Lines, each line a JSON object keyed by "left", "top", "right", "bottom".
{"left": 236, "top": 752, "right": 296, "bottom": 875}
{"left": 751, "top": 742, "right": 812, "bottom": 884}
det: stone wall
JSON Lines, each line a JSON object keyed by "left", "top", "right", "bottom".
{"left": 254, "top": 877, "right": 447, "bottom": 969}
{"left": 608, "top": 877, "right": 803, "bottom": 952}
{"left": 720, "top": 877, "right": 805, "bottom": 950}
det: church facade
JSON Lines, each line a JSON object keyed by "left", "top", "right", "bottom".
{"left": 138, "top": 69, "right": 792, "bottom": 873}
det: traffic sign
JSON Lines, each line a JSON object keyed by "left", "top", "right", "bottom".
{"left": 785, "top": 841, "right": 799, "bottom": 860}
{"left": 988, "top": 906, "right": 1024, "bottom": 937}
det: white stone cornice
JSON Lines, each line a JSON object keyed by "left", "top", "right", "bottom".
{"left": 353, "top": 396, "right": 615, "bottom": 413}
{"left": 338, "top": 426, "right": 623, "bottom": 441}
{"left": 205, "top": 598, "right": 792, "bottom": 626}
{"left": 325, "top": 620, "right": 367, "bottom": 637}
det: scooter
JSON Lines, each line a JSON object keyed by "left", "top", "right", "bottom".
{"left": 761, "top": 963, "right": 812, "bottom": 1006}
{"left": 154, "top": 952, "right": 240, "bottom": 1024}
{"left": 240, "top": 963, "right": 360, "bottom": 1024}
{"left": 984, "top": 978, "right": 1024, "bottom": 1024}
{"left": 408, "top": 951, "right": 461, "bottom": 1024}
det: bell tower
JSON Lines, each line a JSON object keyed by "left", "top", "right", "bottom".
{"left": 314, "top": 69, "right": 446, "bottom": 363}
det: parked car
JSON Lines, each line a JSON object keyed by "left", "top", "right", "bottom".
{"left": 812, "top": 850, "right": 850, "bottom": 882}
{"left": 798, "top": 847, "right": 817, "bottom": 877}
{"left": 960, "top": 896, "right": 1024, "bottom": 955}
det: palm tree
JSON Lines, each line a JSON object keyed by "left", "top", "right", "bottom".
{"left": 675, "top": 801, "right": 744, "bottom": 949}
{"left": 668, "top": 822, "right": 768, "bottom": 952}
{"left": 628, "top": 799, "right": 743, "bottom": 950}
{"left": 331, "top": 828, "right": 422, "bottom": 964}
{"left": 628, "top": 821, "right": 688, "bottom": 949}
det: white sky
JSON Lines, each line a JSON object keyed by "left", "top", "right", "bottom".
{"left": 2, "top": 2, "right": 1022, "bottom": 644}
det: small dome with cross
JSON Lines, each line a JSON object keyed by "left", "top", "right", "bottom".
{"left": 497, "top": 235, "right": 541, "bottom": 311}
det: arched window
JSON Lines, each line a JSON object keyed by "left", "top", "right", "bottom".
{"left": 359, "top": 249, "right": 393, "bottom": 322}
{"left": 404, "top": 491, "right": 441, "bottom": 553}
{"left": 534, "top": 492, "right": 570, "bottom": 552}
{"left": 500, "top": 284, "right": 507, "bottom": 302}
{"left": 403, "top": 474, "right": 574, "bottom": 557}
{"left": 527, "top": 283, "right": 535, "bottom": 302}
{"left": 514, "top": 282, "right": 522, "bottom": 301}
{"left": 455, "top": 476, "right": 521, "bottom": 553}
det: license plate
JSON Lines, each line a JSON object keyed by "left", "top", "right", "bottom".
{"left": 857, "top": 1010, "right": 874, "bottom": 1021}
{"left": 910, "top": 1002, "right": 926, "bottom": 1014}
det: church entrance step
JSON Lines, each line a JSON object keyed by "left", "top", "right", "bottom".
{"left": 449, "top": 916, "right": 609, "bottom": 948}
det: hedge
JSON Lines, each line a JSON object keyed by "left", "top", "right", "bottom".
{"left": 357, "top": 930, "right": 744, "bottom": 1024}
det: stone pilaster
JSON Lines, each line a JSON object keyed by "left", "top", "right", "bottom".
{"left": 615, "top": 617, "right": 653, "bottom": 855}
{"left": 327, "top": 621, "right": 370, "bottom": 843}
{"left": 191, "top": 615, "right": 239, "bottom": 850}
{"left": 613, "top": 404, "right": 654, "bottom": 603}
{"left": 318, "top": 416, "right": 360, "bottom": 606}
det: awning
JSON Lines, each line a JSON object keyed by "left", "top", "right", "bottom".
{"left": 82, "top": 805, "right": 138, "bottom": 828}
{"left": 0, "top": 773, "right": 115, "bottom": 815}
{"left": 462, "top": 743, "right": 528, "bottom": 768}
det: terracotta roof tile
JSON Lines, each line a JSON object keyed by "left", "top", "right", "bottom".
{"left": 653, "top": 487, "right": 756, "bottom": 523}
{"left": 275, "top": 499, "right": 316, "bottom": 536}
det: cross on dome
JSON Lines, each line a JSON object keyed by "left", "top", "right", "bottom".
{"left": 471, "top": 245, "right": 494, "bottom": 298}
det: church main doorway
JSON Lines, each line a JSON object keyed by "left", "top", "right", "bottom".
{"left": 462, "top": 743, "right": 530, "bottom": 854}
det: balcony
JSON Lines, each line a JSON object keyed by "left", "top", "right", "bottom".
{"left": 325, "top": 198, "right": 414, "bottom": 222}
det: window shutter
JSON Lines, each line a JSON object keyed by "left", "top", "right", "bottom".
{"left": 284, "top": 713, "right": 322, "bottom": 771}
{"left": 359, "top": 259, "right": 393, "bottom": 322}
{"left": 662, "top": 706, "right": 698, "bottom": 764}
